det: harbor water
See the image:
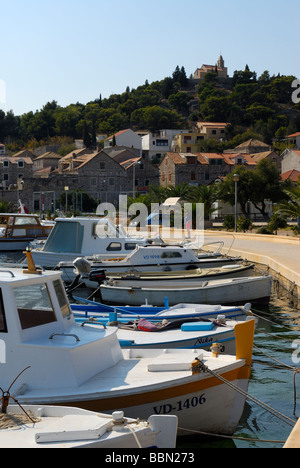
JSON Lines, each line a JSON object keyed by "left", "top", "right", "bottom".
{"left": 3, "top": 252, "right": 300, "bottom": 448}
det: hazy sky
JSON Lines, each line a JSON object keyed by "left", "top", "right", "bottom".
{"left": 1, "top": 0, "right": 299, "bottom": 116}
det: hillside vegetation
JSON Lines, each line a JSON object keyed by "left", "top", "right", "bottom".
{"left": 1, "top": 65, "right": 299, "bottom": 154}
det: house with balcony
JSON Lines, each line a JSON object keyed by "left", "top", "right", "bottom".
{"left": 286, "top": 132, "right": 300, "bottom": 149}
{"left": 141, "top": 129, "right": 188, "bottom": 161}
{"left": 171, "top": 132, "right": 206, "bottom": 153}
{"left": 194, "top": 122, "right": 230, "bottom": 141}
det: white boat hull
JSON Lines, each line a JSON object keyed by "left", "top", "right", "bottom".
{"left": 100, "top": 276, "right": 272, "bottom": 306}
{"left": 0, "top": 405, "right": 178, "bottom": 448}
{"left": 76, "top": 317, "right": 238, "bottom": 354}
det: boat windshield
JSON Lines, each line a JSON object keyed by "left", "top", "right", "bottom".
{"left": 53, "top": 279, "right": 72, "bottom": 319}
{"left": 43, "top": 221, "right": 84, "bottom": 253}
{"left": 13, "top": 283, "right": 57, "bottom": 330}
{"left": 13, "top": 216, "right": 39, "bottom": 226}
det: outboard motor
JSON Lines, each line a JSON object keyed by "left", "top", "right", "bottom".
{"left": 88, "top": 269, "right": 107, "bottom": 285}
{"left": 73, "top": 257, "right": 92, "bottom": 275}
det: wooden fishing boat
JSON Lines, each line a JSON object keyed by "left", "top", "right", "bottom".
{"left": 0, "top": 252, "right": 255, "bottom": 437}
{"left": 0, "top": 405, "right": 177, "bottom": 448}
{"left": 0, "top": 213, "right": 52, "bottom": 251}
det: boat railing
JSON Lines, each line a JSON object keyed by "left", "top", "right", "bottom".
{"left": 0, "top": 270, "right": 15, "bottom": 278}
{"left": 49, "top": 333, "right": 80, "bottom": 342}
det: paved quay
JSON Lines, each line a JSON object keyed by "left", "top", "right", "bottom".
{"left": 203, "top": 230, "right": 300, "bottom": 299}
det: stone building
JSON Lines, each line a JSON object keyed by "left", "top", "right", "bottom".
{"left": 159, "top": 152, "right": 232, "bottom": 187}
{"left": 194, "top": 55, "right": 228, "bottom": 80}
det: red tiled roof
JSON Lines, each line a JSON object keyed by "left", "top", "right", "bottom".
{"left": 287, "top": 132, "right": 300, "bottom": 138}
{"left": 281, "top": 170, "right": 300, "bottom": 182}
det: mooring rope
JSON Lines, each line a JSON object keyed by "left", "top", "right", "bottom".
{"left": 192, "top": 359, "right": 296, "bottom": 427}
{"left": 177, "top": 427, "right": 286, "bottom": 444}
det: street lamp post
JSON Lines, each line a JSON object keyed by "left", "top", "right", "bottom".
{"left": 64, "top": 186, "right": 69, "bottom": 213}
{"left": 233, "top": 174, "right": 239, "bottom": 232}
{"left": 132, "top": 160, "right": 141, "bottom": 198}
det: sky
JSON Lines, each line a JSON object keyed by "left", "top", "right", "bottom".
{"left": 1, "top": 0, "right": 299, "bottom": 116}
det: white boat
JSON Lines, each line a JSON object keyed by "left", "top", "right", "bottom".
{"left": 0, "top": 405, "right": 177, "bottom": 448}
{"left": 60, "top": 244, "right": 246, "bottom": 284}
{"left": 0, "top": 252, "right": 255, "bottom": 437}
{"left": 30, "top": 216, "right": 162, "bottom": 269}
{"left": 99, "top": 275, "right": 273, "bottom": 306}
{"left": 0, "top": 213, "right": 52, "bottom": 251}
{"left": 76, "top": 314, "right": 256, "bottom": 355}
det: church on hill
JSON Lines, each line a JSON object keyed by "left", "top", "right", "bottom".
{"left": 194, "top": 55, "right": 228, "bottom": 80}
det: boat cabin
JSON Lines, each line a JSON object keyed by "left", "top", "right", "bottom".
{"left": 42, "top": 217, "right": 149, "bottom": 255}
{"left": 0, "top": 258, "right": 122, "bottom": 391}
{"left": 0, "top": 214, "right": 52, "bottom": 240}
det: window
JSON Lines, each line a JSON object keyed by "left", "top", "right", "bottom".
{"left": 18, "top": 160, "right": 24, "bottom": 168}
{"left": 44, "top": 221, "right": 84, "bottom": 253}
{"left": 125, "top": 243, "right": 137, "bottom": 251}
{"left": 14, "top": 216, "right": 39, "bottom": 225}
{"left": 109, "top": 178, "right": 115, "bottom": 186}
{"left": 156, "top": 139, "right": 168, "bottom": 147}
{"left": 14, "top": 283, "right": 57, "bottom": 330}
{"left": 3, "top": 174, "right": 8, "bottom": 181}
{"left": 191, "top": 171, "right": 196, "bottom": 181}
{"left": 100, "top": 162, "right": 105, "bottom": 170}
{"left": 53, "top": 279, "right": 71, "bottom": 319}
{"left": 3, "top": 160, "right": 9, "bottom": 167}
{"left": 91, "top": 177, "right": 97, "bottom": 186}
{"left": 161, "top": 251, "right": 182, "bottom": 259}
{"left": 0, "top": 289, "right": 7, "bottom": 332}
{"left": 107, "top": 242, "right": 122, "bottom": 251}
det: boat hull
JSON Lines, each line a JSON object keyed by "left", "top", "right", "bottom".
{"left": 99, "top": 276, "right": 272, "bottom": 306}
{"left": 16, "top": 361, "right": 250, "bottom": 437}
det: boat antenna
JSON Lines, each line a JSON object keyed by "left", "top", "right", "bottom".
{"left": 0, "top": 366, "right": 35, "bottom": 422}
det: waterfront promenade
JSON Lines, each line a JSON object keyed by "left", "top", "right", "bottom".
{"left": 203, "top": 230, "right": 300, "bottom": 299}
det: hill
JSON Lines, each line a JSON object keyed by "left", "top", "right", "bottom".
{"left": 1, "top": 64, "right": 300, "bottom": 153}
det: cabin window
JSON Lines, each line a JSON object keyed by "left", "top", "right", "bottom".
{"left": 13, "top": 217, "right": 39, "bottom": 225}
{"left": 106, "top": 242, "right": 122, "bottom": 251}
{"left": 53, "top": 279, "right": 72, "bottom": 319}
{"left": 0, "top": 289, "right": 7, "bottom": 333}
{"left": 125, "top": 243, "right": 137, "bottom": 251}
{"left": 13, "top": 283, "right": 57, "bottom": 330}
{"left": 160, "top": 251, "right": 182, "bottom": 259}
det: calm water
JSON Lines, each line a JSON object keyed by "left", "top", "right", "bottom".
{"left": 3, "top": 252, "right": 300, "bottom": 449}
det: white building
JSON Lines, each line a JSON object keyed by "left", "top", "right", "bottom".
{"left": 104, "top": 129, "right": 142, "bottom": 155}
{"left": 142, "top": 129, "right": 188, "bottom": 161}
{"left": 281, "top": 149, "right": 300, "bottom": 174}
